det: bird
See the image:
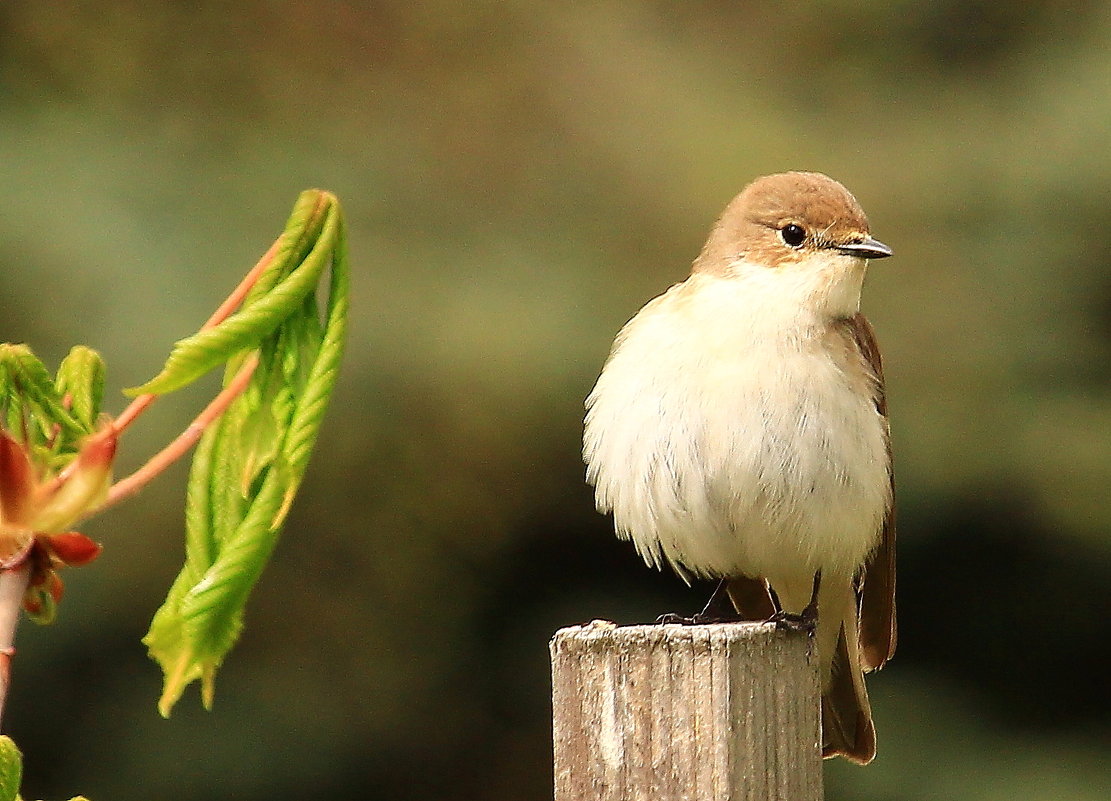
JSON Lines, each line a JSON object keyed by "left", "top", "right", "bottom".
{"left": 583, "top": 171, "right": 896, "bottom": 764}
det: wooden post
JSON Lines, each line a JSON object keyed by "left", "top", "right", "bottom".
{"left": 551, "top": 620, "right": 822, "bottom": 801}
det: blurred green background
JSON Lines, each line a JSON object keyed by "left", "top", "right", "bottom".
{"left": 2, "top": 2, "right": 1110, "bottom": 799}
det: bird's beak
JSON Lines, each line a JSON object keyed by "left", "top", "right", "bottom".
{"left": 836, "top": 237, "right": 892, "bottom": 260}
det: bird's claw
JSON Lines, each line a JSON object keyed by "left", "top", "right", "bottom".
{"left": 656, "top": 611, "right": 741, "bottom": 625}
{"left": 656, "top": 612, "right": 698, "bottom": 625}
{"left": 766, "top": 605, "right": 818, "bottom": 634}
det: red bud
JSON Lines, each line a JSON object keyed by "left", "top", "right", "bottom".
{"left": 45, "top": 531, "right": 102, "bottom": 566}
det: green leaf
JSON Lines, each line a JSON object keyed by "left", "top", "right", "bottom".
{"left": 0, "top": 344, "right": 88, "bottom": 444}
{"left": 144, "top": 190, "right": 348, "bottom": 715}
{"left": 54, "top": 346, "right": 106, "bottom": 433}
{"left": 0, "top": 736, "right": 21, "bottom": 801}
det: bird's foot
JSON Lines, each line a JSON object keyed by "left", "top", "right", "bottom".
{"left": 656, "top": 612, "right": 690, "bottom": 625}
{"left": 656, "top": 578, "right": 743, "bottom": 625}
{"left": 766, "top": 604, "right": 818, "bottom": 634}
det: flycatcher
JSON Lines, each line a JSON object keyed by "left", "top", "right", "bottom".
{"left": 583, "top": 171, "right": 896, "bottom": 764}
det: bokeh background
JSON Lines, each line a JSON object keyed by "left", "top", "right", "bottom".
{"left": 2, "top": 3, "right": 1110, "bottom": 799}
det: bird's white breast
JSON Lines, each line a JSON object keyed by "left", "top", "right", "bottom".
{"left": 584, "top": 270, "right": 890, "bottom": 593}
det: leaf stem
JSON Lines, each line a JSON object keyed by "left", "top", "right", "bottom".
{"left": 112, "top": 239, "right": 280, "bottom": 436}
{"left": 201, "top": 238, "right": 282, "bottom": 330}
{"left": 99, "top": 352, "right": 260, "bottom": 513}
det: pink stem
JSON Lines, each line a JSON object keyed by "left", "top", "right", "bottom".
{"left": 98, "top": 352, "right": 260, "bottom": 512}
{"left": 0, "top": 565, "right": 30, "bottom": 730}
{"left": 112, "top": 238, "right": 281, "bottom": 437}
{"left": 41, "top": 240, "right": 279, "bottom": 498}
{"left": 201, "top": 238, "right": 281, "bottom": 329}
{"left": 111, "top": 393, "right": 157, "bottom": 437}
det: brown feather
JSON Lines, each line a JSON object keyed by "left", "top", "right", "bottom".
{"left": 821, "top": 616, "right": 877, "bottom": 764}
{"left": 846, "top": 312, "right": 898, "bottom": 670}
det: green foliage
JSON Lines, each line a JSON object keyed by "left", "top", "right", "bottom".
{"left": 0, "top": 192, "right": 345, "bottom": 798}
{"left": 54, "top": 347, "right": 105, "bottom": 435}
{"left": 0, "top": 736, "right": 20, "bottom": 801}
{"left": 142, "top": 190, "right": 349, "bottom": 716}
{"left": 0, "top": 345, "right": 104, "bottom": 469}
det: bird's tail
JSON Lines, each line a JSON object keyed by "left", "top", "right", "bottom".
{"left": 727, "top": 575, "right": 877, "bottom": 763}
{"left": 820, "top": 603, "right": 876, "bottom": 764}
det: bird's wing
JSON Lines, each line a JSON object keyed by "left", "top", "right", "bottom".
{"left": 847, "top": 312, "right": 897, "bottom": 670}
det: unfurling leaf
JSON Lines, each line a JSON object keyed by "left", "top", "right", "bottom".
{"left": 0, "top": 344, "right": 89, "bottom": 445}
{"left": 143, "top": 190, "right": 348, "bottom": 715}
{"left": 55, "top": 346, "right": 106, "bottom": 433}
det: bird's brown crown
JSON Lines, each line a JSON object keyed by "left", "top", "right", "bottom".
{"left": 693, "top": 172, "right": 874, "bottom": 274}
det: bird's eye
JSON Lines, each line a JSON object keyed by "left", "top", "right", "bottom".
{"left": 779, "top": 223, "right": 806, "bottom": 247}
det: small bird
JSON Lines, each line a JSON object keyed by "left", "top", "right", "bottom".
{"left": 583, "top": 171, "right": 896, "bottom": 764}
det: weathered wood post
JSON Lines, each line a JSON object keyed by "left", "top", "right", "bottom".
{"left": 551, "top": 620, "right": 822, "bottom": 801}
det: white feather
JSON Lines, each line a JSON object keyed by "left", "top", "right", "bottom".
{"left": 584, "top": 253, "right": 890, "bottom": 609}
